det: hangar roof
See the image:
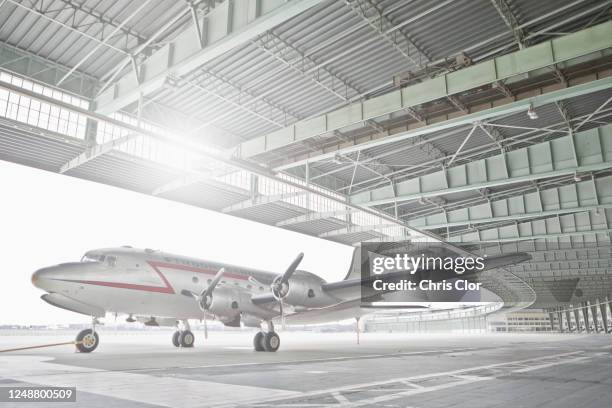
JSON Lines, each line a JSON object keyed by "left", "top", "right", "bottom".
{"left": 0, "top": 0, "right": 611, "bottom": 309}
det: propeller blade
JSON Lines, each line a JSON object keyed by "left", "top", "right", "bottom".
{"left": 281, "top": 252, "right": 304, "bottom": 284}
{"left": 280, "top": 299, "right": 286, "bottom": 330}
{"left": 203, "top": 313, "right": 208, "bottom": 340}
{"left": 204, "top": 267, "right": 225, "bottom": 297}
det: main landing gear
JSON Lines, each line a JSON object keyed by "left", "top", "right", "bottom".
{"left": 253, "top": 321, "right": 280, "bottom": 352}
{"left": 172, "top": 320, "right": 195, "bottom": 348}
{"left": 76, "top": 317, "right": 100, "bottom": 353}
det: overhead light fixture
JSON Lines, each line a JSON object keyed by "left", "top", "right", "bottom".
{"left": 527, "top": 104, "right": 538, "bottom": 120}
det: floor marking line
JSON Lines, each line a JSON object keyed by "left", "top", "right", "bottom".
{"left": 111, "top": 347, "right": 479, "bottom": 373}
{"left": 0, "top": 356, "right": 299, "bottom": 408}
{"left": 332, "top": 392, "right": 350, "bottom": 403}
{"left": 336, "top": 377, "right": 493, "bottom": 407}
{"left": 331, "top": 352, "right": 597, "bottom": 408}
{"left": 240, "top": 350, "right": 585, "bottom": 406}
{"left": 401, "top": 381, "right": 424, "bottom": 389}
{"left": 512, "top": 356, "right": 592, "bottom": 373}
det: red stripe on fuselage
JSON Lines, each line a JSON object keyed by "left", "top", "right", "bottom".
{"left": 58, "top": 261, "right": 249, "bottom": 294}
{"left": 147, "top": 261, "right": 249, "bottom": 281}
{"left": 62, "top": 279, "right": 175, "bottom": 293}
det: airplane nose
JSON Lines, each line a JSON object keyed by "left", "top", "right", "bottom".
{"left": 31, "top": 267, "right": 55, "bottom": 289}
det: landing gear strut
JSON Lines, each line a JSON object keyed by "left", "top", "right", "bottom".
{"left": 253, "top": 321, "right": 280, "bottom": 352}
{"left": 172, "top": 320, "right": 195, "bottom": 348}
{"left": 76, "top": 317, "right": 100, "bottom": 353}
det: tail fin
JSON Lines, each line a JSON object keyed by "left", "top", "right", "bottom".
{"left": 342, "top": 247, "right": 362, "bottom": 281}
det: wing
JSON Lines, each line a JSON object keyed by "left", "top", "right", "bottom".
{"left": 280, "top": 299, "right": 427, "bottom": 325}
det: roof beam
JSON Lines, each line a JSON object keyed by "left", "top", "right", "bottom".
{"left": 5, "top": 0, "right": 128, "bottom": 56}
{"left": 239, "top": 21, "right": 612, "bottom": 159}
{"left": 351, "top": 122, "right": 612, "bottom": 207}
{"left": 0, "top": 42, "right": 98, "bottom": 97}
{"left": 529, "top": 247, "right": 612, "bottom": 260}
{"left": 57, "top": 0, "right": 149, "bottom": 44}
{"left": 483, "top": 243, "right": 612, "bottom": 258}
{"left": 452, "top": 227, "right": 612, "bottom": 244}
{"left": 222, "top": 191, "right": 307, "bottom": 213}
{"left": 152, "top": 171, "right": 214, "bottom": 196}
{"left": 59, "top": 133, "right": 138, "bottom": 173}
{"left": 512, "top": 260, "right": 612, "bottom": 271}
{"left": 319, "top": 223, "right": 398, "bottom": 238}
{"left": 517, "top": 268, "right": 612, "bottom": 278}
{"left": 448, "top": 208, "right": 612, "bottom": 243}
{"left": 56, "top": 0, "right": 153, "bottom": 87}
{"left": 489, "top": 0, "right": 525, "bottom": 48}
{"left": 345, "top": 0, "right": 430, "bottom": 68}
{"left": 360, "top": 234, "right": 411, "bottom": 244}
{"left": 95, "top": 0, "right": 325, "bottom": 114}
{"left": 276, "top": 208, "right": 358, "bottom": 226}
{"left": 407, "top": 175, "right": 612, "bottom": 230}
{"left": 274, "top": 68, "right": 612, "bottom": 172}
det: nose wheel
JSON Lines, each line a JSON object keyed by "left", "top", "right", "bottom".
{"left": 76, "top": 329, "right": 99, "bottom": 353}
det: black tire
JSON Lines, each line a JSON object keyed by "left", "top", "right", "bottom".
{"left": 263, "top": 332, "right": 280, "bottom": 352}
{"left": 253, "top": 332, "right": 265, "bottom": 352}
{"left": 179, "top": 330, "right": 195, "bottom": 347}
{"left": 172, "top": 331, "right": 181, "bottom": 347}
{"left": 76, "top": 329, "right": 99, "bottom": 353}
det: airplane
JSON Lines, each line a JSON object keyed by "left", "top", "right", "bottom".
{"left": 31, "top": 246, "right": 530, "bottom": 353}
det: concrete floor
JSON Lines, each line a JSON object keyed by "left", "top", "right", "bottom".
{"left": 0, "top": 330, "right": 611, "bottom": 407}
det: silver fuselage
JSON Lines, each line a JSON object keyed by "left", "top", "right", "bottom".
{"left": 32, "top": 247, "right": 341, "bottom": 321}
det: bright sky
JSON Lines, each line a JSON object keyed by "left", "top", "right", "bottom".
{"left": 0, "top": 160, "right": 354, "bottom": 325}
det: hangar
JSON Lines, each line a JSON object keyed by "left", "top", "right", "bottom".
{"left": 0, "top": 1, "right": 611, "bottom": 407}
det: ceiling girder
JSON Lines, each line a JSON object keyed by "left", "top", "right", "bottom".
{"left": 239, "top": 21, "right": 612, "bottom": 160}
{"left": 95, "top": 0, "right": 326, "bottom": 114}
{"left": 351, "top": 121, "right": 612, "bottom": 207}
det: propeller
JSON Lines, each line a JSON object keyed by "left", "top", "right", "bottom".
{"left": 181, "top": 267, "right": 225, "bottom": 340}
{"left": 270, "top": 253, "right": 304, "bottom": 330}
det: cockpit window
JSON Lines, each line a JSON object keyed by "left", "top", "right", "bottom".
{"left": 107, "top": 256, "right": 117, "bottom": 267}
{"left": 81, "top": 253, "right": 103, "bottom": 263}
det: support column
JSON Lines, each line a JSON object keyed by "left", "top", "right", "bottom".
{"left": 548, "top": 310, "right": 555, "bottom": 332}
{"left": 582, "top": 302, "right": 591, "bottom": 333}
{"left": 565, "top": 308, "right": 573, "bottom": 332}
{"left": 607, "top": 297, "right": 612, "bottom": 331}
{"left": 557, "top": 308, "right": 564, "bottom": 333}
{"left": 573, "top": 305, "right": 582, "bottom": 332}
{"left": 599, "top": 299, "right": 609, "bottom": 333}
{"left": 84, "top": 118, "right": 98, "bottom": 147}
{"left": 590, "top": 301, "right": 600, "bottom": 333}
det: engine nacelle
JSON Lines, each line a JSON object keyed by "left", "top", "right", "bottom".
{"left": 208, "top": 287, "right": 274, "bottom": 323}
{"left": 283, "top": 271, "right": 338, "bottom": 308}
{"left": 207, "top": 286, "right": 241, "bottom": 319}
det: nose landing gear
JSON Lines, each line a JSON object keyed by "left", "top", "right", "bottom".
{"left": 76, "top": 317, "right": 100, "bottom": 353}
{"left": 76, "top": 329, "right": 99, "bottom": 353}
{"left": 253, "top": 321, "right": 280, "bottom": 352}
